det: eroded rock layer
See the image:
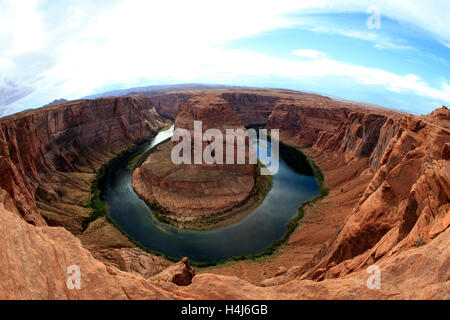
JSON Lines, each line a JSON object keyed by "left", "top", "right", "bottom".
{"left": 0, "top": 96, "right": 173, "bottom": 279}
{"left": 301, "top": 107, "right": 450, "bottom": 281}
{"left": 133, "top": 94, "right": 257, "bottom": 217}
{"left": 0, "top": 89, "right": 448, "bottom": 300}
{"left": 0, "top": 97, "right": 168, "bottom": 229}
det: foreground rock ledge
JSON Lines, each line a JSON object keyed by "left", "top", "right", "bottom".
{"left": 0, "top": 90, "right": 448, "bottom": 299}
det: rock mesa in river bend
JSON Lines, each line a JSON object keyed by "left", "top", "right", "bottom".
{"left": 0, "top": 89, "right": 448, "bottom": 299}
{"left": 132, "top": 94, "right": 257, "bottom": 217}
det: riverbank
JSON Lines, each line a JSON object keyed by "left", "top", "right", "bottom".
{"left": 83, "top": 128, "right": 324, "bottom": 268}
{"left": 200, "top": 137, "right": 372, "bottom": 283}
{"left": 131, "top": 141, "right": 274, "bottom": 230}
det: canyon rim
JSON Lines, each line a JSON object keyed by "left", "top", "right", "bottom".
{"left": 0, "top": 88, "right": 448, "bottom": 300}
{"left": 1, "top": 1, "right": 449, "bottom": 309}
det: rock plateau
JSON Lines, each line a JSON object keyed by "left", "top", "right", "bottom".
{"left": 0, "top": 89, "right": 448, "bottom": 299}
{"left": 132, "top": 94, "right": 258, "bottom": 220}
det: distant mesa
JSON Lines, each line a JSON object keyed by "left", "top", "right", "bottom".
{"left": 43, "top": 98, "right": 69, "bottom": 107}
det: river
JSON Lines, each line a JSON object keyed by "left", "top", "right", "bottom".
{"left": 102, "top": 127, "right": 319, "bottom": 262}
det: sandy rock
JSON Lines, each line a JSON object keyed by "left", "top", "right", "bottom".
{"left": 133, "top": 94, "right": 257, "bottom": 217}
{"left": 0, "top": 97, "right": 168, "bottom": 230}
{"left": 275, "top": 267, "right": 288, "bottom": 277}
{"left": 152, "top": 257, "right": 196, "bottom": 286}
{"left": 0, "top": 91, "right": 448, "bottom": 300}
{"left": 87, "top": 246, "right": 172, "bottom": 278}
{"left": 260, "top": 266, "right": 301, "bottom": 287}
{"left": 302, "top": 107, "right": 450, "bottom": 280}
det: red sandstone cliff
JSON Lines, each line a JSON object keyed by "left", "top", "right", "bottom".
{"left": 220, "top": 92, "right": 280, "bottom": 126}
{"left": 263, "top": 102, "right": 448, "bottom": 289}
{"left": 146, "top": 93, "right": 193, "bottom": 120}
{"left": 0, "top": 196, "right": 447, "bottom": 299}
{"left": 301, "top": 108, "right": 449, "bottom": 281}
{"left": 0, "top": 90, "right": 448, "bottom": 299}
{"left": 0, "top": 97, "right": 168, "bottom": 230}
{"left": 143, "top": 90, "right": 285, "bottom": 126}
{"left": 133, "top": 94, "right": 257, "bottom": 217}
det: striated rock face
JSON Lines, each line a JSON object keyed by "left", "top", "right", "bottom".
{"left": 260, "top": 101, "right": 448, "bottom": 295}
{"left": 175, "top": 94, "right": 245, "bottom": 138}
{"left": 0, "top": 89, "right": 448, "bottom": 300}
{"left": 151, "top": 257, "right": 196, "bottom": 286}
{"left": 87, "top": 246, "right": 171, "bottom": 279}
{"left": 1, "top": 97, "right": 169, "bottom": 233}
{"left": 133, "top": 94, "right": 257, "bottom": 217}
{"left": 0, "top": 197, "right": 448, "bottom": 299}
{"left": 220, "top": 92, "right": 280, "bottom": 126}
{"left": 267, "top": 97, "right": 402, "bottom": 149}
{"left": 146, "top": 91, "right": 282, "bottom": 126}
{"left": 314, "top": 111, "right": 401, "bottom": 170}
{"left": 267, "top": 98, "right": 351, "bottom": 147}
{"left": 147, "top": 93, "right": 193, "bottom": 120}
{"left": 300, "top": 107, "right": 450, "bottom": 281}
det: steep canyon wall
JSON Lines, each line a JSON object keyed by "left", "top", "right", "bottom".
{"left": 0, "top": 90, "right": 448, "bottom": 299}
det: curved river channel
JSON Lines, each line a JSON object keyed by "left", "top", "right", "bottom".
{"left": 102, "top": 127, "right": 319, "bottom": 262}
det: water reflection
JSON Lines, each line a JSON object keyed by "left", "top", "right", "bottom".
{"left": 104, "top": 126, "right": 319, "bottom": 262}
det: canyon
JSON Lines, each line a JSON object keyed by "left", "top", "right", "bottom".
{"left": 0, "top": 88, "right": 448, "bottom": 299}
{"left": 132, "top": 94, "right": 272, "bottom": 229}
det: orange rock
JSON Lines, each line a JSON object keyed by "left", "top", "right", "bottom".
{"left": 303, "top": 107, "right": 450, "bottom": 280}
{"left": 0, "top": 90, "right": 448, "bottom": 300}
{"left": 0, "top": 97, "right": 168, "bottom": 229}
{"left": 133, "top": 94, "right": 257, "bottom": 217}
{"left": 152, "top": 257, "right": 196, "bottom": 286}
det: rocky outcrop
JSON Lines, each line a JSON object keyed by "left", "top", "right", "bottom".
{"left": 300, "top": 107, "right": 450, "bottom": 281}
{"left": 259, "top": 101, "right": 448, "bottom": 293}
{"left": 87, "top": 246, "right": 171, "bottom": 279}
{"left": 260, "top": 266, "right": 301, "bottom": 287}
{"left": 314, "top": 111, "right": 401, "bottom": 170}
{"left": 0, "top": 89, "right": 448, "bottom": 300}
{"left": 0, "top": 201, "right": 177, "bottom": 299}
{"left": 133, "top": 94, "right": 257, "bottom": 217}
{"left": 267, "top": 98, "right": 351, "bottom": 146}
{"left": 77, "top": 217, "right": 135, "bottom": 249}
{"left": 220, "top": 92, "right": 280, "bottom": 126}
{"left": 0, "top": 196, "right": 448, "bottom": 299}
{"left": 0, "top": 97, "right": 168, "bottom": 231}
{"left": 43, "top": 99, "right": 69, "bottom": 107}
{"left": 147, "top": 93, "right": 193, "bottom": 120}
{"left": 151, "top": 257, "right": 196, "bottom": 286}
{"left": 180, "top": 229, "right": 449, "bottom": 299}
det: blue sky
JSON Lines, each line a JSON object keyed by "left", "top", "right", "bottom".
{"left": 1, "top": 0, "right": 449, "bottom": 116}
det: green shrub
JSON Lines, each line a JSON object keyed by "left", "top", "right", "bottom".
{"left": 416, "top": 236, "right": 426, "bottom": 247}
{"left": 83, "top": 130, "right": 330, "bottom": 268}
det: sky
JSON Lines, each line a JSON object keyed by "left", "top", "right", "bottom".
{"left": 1, "top": 0, "right": 449, "bottom": 116}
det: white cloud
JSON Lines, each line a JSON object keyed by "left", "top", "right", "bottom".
{"left": 203, "top": 50, "right": 450, "bottom": 104}
{"left": 296, "top": 0, "right": 450, "bottom": 48}
{"left": 292, "top": 49, "right": 327, "bottom": 59}
{"left": 0, "top": 0, "right": 46, "bottom": 55}
{"left": 1, "top": 0, "right": 449, "bottom": 116}
{"left": 308, "top": 26, "right": 415, "bottom": 51}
